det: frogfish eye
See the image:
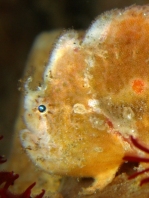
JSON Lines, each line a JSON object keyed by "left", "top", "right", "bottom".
{"left": 38, "top": 105, "right": 46, "bottom": 113}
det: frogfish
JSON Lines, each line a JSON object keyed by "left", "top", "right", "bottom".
{"left": 20, "top": 5, "right": 149, "bottom": 194}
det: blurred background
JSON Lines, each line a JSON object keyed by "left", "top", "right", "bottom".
{"left": 0, "top": 0, "right": 148, "bottom": 155}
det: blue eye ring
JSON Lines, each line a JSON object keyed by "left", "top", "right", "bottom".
{"left": 38, "top": 105, "right": 46, "bottom": 113}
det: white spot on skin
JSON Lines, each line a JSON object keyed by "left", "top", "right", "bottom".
{"left": 73, "top": 103, "right": 88, "bottom": 114}
{"left": 89, "top": 116, "right": 105, "bottom": 130}
{"left": 88, "top": 99, "right": 101, "bottom": 113}
{"left": 122, "top": 107, "right": 134, "bottom": 120}
{"left": 25, "top": 76, "right": 32, "bottom": 92}
{"left": 85, "top": 56, "right": 95, "bottom": 68}
{"left": 131, "top": 129, "right": 135, "bottom": 133}
{"left": 94, "top": 147, "right": 103, "bottom": 153}
{"left": 84, "top": 71, "right": 93, "bottom": 88}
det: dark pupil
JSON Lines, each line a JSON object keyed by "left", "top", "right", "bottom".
{"left": 38, "top": 105, "right": 46, "bottom": 113}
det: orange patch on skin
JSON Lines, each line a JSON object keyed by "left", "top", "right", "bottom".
{"left": 132, "top": 79, "right": 145, "bottom": 94}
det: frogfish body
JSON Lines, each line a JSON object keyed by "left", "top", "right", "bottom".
{"left": 20, "top": 5, "right": 149, "bottom": 194}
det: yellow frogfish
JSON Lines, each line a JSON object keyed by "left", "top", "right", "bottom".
{"left": 20, "top": 5, "right": 149, "bottom": 194}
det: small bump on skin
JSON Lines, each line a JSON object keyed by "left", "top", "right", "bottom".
{"left": 73, "top": 103, "right": 88, "bottom": 114}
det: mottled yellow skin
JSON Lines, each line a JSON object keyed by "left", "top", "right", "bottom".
{"left": 20, "top": 5, "right": 149, "bottom": 194}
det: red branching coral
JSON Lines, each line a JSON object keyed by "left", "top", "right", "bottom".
{"left": 123, "top": 136, "right": 149, "bottom": 186}
{"left": 0, "top": 136, "right": 45, "bottom": 198}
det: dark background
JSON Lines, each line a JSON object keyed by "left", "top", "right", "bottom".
{"left": 0, "top": 0, "right": 148, "bottom": 155}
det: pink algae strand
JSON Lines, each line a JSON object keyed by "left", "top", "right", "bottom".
{"left": 123, "top": 136, "right": 149, "bottom": 186}
{"left": 0, "top": 136, "right": 45, "bottom": 198}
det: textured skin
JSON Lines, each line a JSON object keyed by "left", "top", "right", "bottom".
{"left": 20, "top": 5, "right": 149, "bottom": 194}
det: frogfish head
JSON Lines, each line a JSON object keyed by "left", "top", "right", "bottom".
{"left": 23, "top": 78, "right": 50, "bottom": 135}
